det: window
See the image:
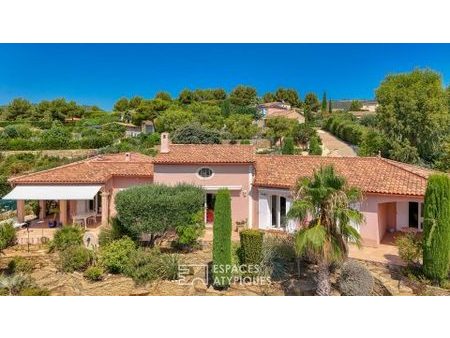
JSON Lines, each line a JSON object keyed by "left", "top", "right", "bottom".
{"left": 198, "top": 167, "right": 213, "bottom": 178}
{"left": 270, "top": 195, "right": 288, "bottom": 229}
{"left": 280, "top": 196, "right": 286, "bottom": 228}
{"left": 271, "top": 195, "right": 277, "bottom": 227}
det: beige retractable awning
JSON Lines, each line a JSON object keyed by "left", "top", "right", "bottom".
{"left": 2, "top": 185, "right": 102, "bottom": 200}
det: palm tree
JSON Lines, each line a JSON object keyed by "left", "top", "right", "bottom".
{"left": 287, "top": 165, "right": 364, "bottom": 296}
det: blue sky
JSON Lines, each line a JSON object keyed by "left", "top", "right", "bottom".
{"left": 0, "top": 44, "right": 449, "bottom": 110}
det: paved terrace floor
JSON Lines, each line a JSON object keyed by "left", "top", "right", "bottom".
{"left": 15, "top": 216, "right": 102, "bottom": 245}
{"left": 203, "top": 228, "right": 405, "bottom": 266}
{"left": 349, "top": 232, "right": 404, "bottom": 266}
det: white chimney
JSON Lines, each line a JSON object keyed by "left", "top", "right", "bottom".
{"left": 160, "top": 132, "right": 170, "bottom": 153}
{"left": 125, "top": 152, "right": 131, "bottom": 161}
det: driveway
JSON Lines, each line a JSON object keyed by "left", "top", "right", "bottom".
{"left": 317, "top": 129, "right": 357, "bottom": 157}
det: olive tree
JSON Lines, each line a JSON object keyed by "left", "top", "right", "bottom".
{"left": 115, "top": 184, "right": 204, "bottom": 246}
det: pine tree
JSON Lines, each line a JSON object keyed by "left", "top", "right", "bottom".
{"left": 212, "top": 188, "right": 232, "bottom": 289}
{"left": 422, "top": 174, "right": 450, "bottom": 283}
{"left": 281, "top": 136, "right": 295, "bottom": 154}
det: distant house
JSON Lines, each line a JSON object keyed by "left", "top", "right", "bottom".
{"left": 360, "top": 100, "right": 378, "bottom": 112}
{"left": 331, "top": 99, "right": 378, "bottom": 119}
{"left": 114, "top": 122, "right": 141, "bottom": 137}
{"left": 257, "top": 101, "right": 305, "bottom": 127}
{"left": 64, "top": 117, "right": 83, "bottom": 125}
{"left": 141, "top": 120, "right": 155, "bottom": 134}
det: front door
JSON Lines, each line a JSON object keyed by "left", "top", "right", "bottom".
{"left": 408, "top": 202, "right": 419, "bottom": 228}
{"left": 206, "top": 193, "right": 215, "bottom": 223}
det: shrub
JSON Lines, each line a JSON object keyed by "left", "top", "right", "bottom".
{"left": 27, "top": 200, "right": 40, "bottom": 217}
{"left": 0, "top": 273, "right": 31, "bottom": 295}
{"left": 172, "top": 123, "right": 221, "bottom": 144}
{"left": 174, "top": 210, "right": 205, "bottom": 250}
{"left": 40, "top": 122, "right": 72, "bottom": 149}
{"left": 2, "top": 124, "right": 32, "bottom": 139}
{"left": 158, "top": 253, "right": 181, "bottom": 281}
{"left": 59, "top": 246, "right": 94, "bottom": 273}
{"left": 423, "top": 174, "right": 450, "bottom": 282}
{"left": 115, "top": 184, "right": 204, "bottom": 246}
{"left": 0, "top": 221, "right": 16, "bottom": 253}
{"left": 259, "top": 235, "right": 296, "bottom": 280}
{"left": 98, "top": 217, "right": 138, "bottom": 246}
{"left": 84, "top": 266, "right": 104, "bottom": 281}
{"left": 19, "top": 287, "right": 50, "bottom": 296}
{"left": 6, "top": 256, "right": 35, "bottom": 275}
{"left": 212, "top": 188, "right": 232, "bottom": 289}
{"left": 339, "top": 261, "right": 374, "bottom": 296}
{"left": 49, "top": 225, "right": 84, "bottom": 252}
{"left": 100, "top": 237, "right": 136, "bottom": 274}
{"left": 263, "top": 235, "right": 296, "bottom": 263}
{"left": 240, "top": 139, "right": 251, "bottom": 145}
{"left": 239, "top": 229, "right": 264, "bottom": 266}
{"left": 124, "top": 248, "right": 181, "bottom": 284}
{"left": 281, "top": 136, "right": 295, "bottom": 155}
{"left": 124, "top": 249, "right": 161, "bottom": 284}
{"left": 175, "top": 224, "right": 204, "bottom": 250}
{"left": 396, "top": 233, "right": 423, "bottom": 266}
{"left": 308, "top": 136, "right": 322, "bottom": 155}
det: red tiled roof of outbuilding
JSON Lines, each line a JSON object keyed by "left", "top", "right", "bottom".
{"left": 9, "top": 153, "right": 154, "bottom": 184}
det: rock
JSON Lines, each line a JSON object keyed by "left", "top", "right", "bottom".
{"left": 130, "top": 289, "right": 150, "bottom": 296}
{"left": 193, "top": 280, "right": 208, "bottom": 293}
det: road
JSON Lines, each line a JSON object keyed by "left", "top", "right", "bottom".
{"left": 317, "top": 129, "right": 357, "bottom": 157}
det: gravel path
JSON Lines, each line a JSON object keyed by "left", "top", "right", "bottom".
{"left": 317, "top": 129, "right": 357, "bottom": 157}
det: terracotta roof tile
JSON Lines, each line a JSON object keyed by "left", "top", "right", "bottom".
{"left": 153, "top": 144, "right": 256, "bottom": 164}
{"left": 266, "top": 109, "right": 303, "bottom": 120}
{"left": 9, "top": 152, "right": 153, "bottom": 184}
{"left": 254, "top": 155, "right": 436, "bottom": 196}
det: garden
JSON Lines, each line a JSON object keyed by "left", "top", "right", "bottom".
{"left": 1, "top": 165, "right": 449, "bottom": 296}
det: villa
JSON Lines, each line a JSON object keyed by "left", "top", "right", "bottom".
{"left": 257, "top": 102, "right": 305, "bottom": 127}
{"left": 3, "top": 132, "right": 434, "bottom": 247}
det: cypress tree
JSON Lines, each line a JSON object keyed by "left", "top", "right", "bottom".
{"left": 281, "top": 136, "right": 295, "bottom": 155}
{"left": 321, "top": 92, "right": 327, "bottom": 113}
{"left": 422, "top": 174, "right": 450, "bottom": 282}
{"left": 328, "top": 99, "right": 332, "bottom": 114}
{"left": 212, "top": 188, "right": 232, "bottom": 289}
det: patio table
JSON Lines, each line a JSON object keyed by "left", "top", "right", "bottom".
{"left": 73, "top": 211, "right": 97, "bottom": 229}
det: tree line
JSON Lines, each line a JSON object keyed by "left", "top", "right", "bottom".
{"left": 324, "top": 69, "right": 449, "bottom": 171}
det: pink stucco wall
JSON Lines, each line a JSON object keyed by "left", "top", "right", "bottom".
{"left": 107, "top": 176, "right": 153, "bottom": 217}
{"left": 251, "top": 186, "right": 424, "bottom": 247}
{"left": 153, "top": 164, "right": 252, "bottom": 225}
{"left": 359, "top": 194, "right": 423, "bottom": 246}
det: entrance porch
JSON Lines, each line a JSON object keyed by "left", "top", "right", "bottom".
{"left": 376, "top": 200, "right": 424, "bottom": 245}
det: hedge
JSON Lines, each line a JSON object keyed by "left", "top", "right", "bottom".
{"left": 324, "top": 116, "right": 367, "bottom": 146}
{"left": 0, "top": 120, "right": 53, "bottom": 129}
{"left": 239, "top": 229, "right": 264, "bottom": 266}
